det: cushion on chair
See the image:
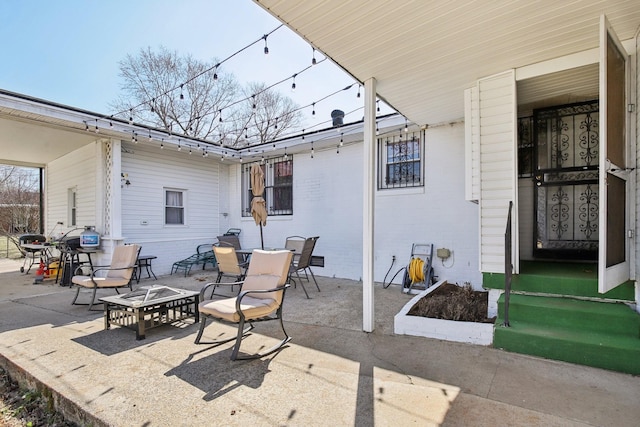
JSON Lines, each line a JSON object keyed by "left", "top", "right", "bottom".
{"left": 107, "top": 245, "right": 139, "bottom": 280}
{"left": 245, "top": 250, "right": 292, "bottom": 281}
{"left": 71, "top": 275, "right": 131, "bottom": 288}
{"left": 199, "top": 296, "right": 279, "bottom": 322}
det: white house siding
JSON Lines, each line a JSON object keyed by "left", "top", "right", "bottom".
{"left": 635, "top": 28, "right": 640, "bottom": 309}
{"left": 120, "top": 141, "right": 223, "bottom": 275}
{"left": 464, "top": 86, "right": 480, "bottom": 202}
{"left": 230, "top": 123, "right": 482, "bottom": 289}
{"left": 478, "top": 70, "right": 518, "bottom": 274}
{"left": 46, "top": 142, "right": 99, "bottom": 241}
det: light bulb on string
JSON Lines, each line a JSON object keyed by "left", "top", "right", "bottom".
{"left": 340, "top": 133, "right": 344, "bottom": 146}
{"left": 261, "top": 151, "right": 265, "bottom": 164}
{"left": 219, "top": 109, "right": 223, "bottom": 122}
{"left": 150, "top": 99, "right": 155, "bottom": 113}
{"left": 129, "top": 109, "right": 133, "bottom": 124}
{"left": 160, "top": 139, "right": 164, "bottom": 149}
{"left": 376, "top": 121, "right": 379, "bottom": 135}
{"left": 94, "top": 119, "right": 99, "bottom": 133}
{"left": 291, "top": 74, "right": 297, "bottom": 92}
{"left": 302, "top": 129, "right": 305, "bottom": 140}
{"left": 252, "top": 95, "right": 256, "bottom": 109}
{"left": 263, "top": 35, "right": 269, "bottom": 54}
{"left": 312, "top": 103, "right": 316, "bottom": 118}
{"left": 109, "top": 118, "right": 113, "bottom": 128}
{"left": 213, "top": 65, "right": 218, "bottom": 81}
{"left": 311, "top": 141, "right": 314, "bottom": 159}
{"left": 178, "top": 139, "right": 182, "bottom": 151}
{"left": 274, "top": 117, "right": 278, "bottom": 129}
{"left": 337, "top": 145, "right": 340, "bottom": 154}
{"left": 180, "top": 84, "right": 184, "bottom": 100}
{"left": 284, "top": 147, "right": 288, "bottom": 160}
{"left": 357, "top": 85, "right": 361, "bottom": 98}
{"left": 131, "top": 131, "right": 135, "bottom": 142}
{"left": 189, "top": 147, "right": 192, "bottom": 155}
{"left": 272, "top": 143, "right": 276, "bottom": 150}
{"left": 377, "top": 100, "right": 380, "bottom": 112}
{"left": 148, "top": 131, "right": 152, "bottom": 141}
{"left": 311, "top": 47, "right": 317, "bottom": 65}
{"left": 404, "top": 118, "right": 409, "bottom": 132}
{"left": 84, "top": 121, "right": 89, "bottom": 131}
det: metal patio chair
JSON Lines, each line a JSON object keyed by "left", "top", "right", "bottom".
{"left": 288, "top": 236, "right": 320, "bottom": 299}
{"left": 71, "top": 244, "right": 140, "bottom": 310}
{"left": 195, "top": 249, "right": 294, "bottom": 360}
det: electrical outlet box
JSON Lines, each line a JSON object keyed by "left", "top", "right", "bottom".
{"left": 437, "top": 248, "right": 451, "bottom": 259}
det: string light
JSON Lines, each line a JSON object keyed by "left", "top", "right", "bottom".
{"left": 357, "top": 85, "right": 361, "bottom": 98}
{"left": 272, "top": 143, "right": 276, "bottom": 150}
{"left": 109, "top": 118, "right": 113, "bottom": 127}
{"left": 261, "top": 151, "right": 265, "bottom": 163}
{"left": 178, "top": 139, "right": 182, "bottom": 151}
{"left": 311, "top": 47, "right": 317, "bottom": 65}
{"left": 189, "top": 147, "right": 192, "bottom": 155}
{"left": 129, "top": 109, "right": 133, "bottom": 124}
{"left": 274, "top": 117, "right": 278, "bottom": 129}
{"left": 337, "top": 144, "right": 340, "bottom": 154}
{"left": 94, "top": 119, "right": 99, "bottom": 133}
{"left": 284, "top": 147, "right": 288, "bottom": 160}
{"left": 377, "top": 100, "right": 380, "bottom": 112}
{"left": 180, "top": 84, "right": 184, "bottom": 100}
{"left": 340, "top": 133, "right": 344, "bottom": 146}
{"left": 404, "top": 118, "right": 409, "bottom": 132}
{"left": 263, "top": 34, "right": 269, "bottom": 54}
{"left": 148, "top": 130, "right": 152, "bottom": 141}
{"left": 291, "top": 74, "right": 297, "bottom": 92}
{"left": 150, "top": 100, "right": 155, "bottom": 113}
{"left": 84, "top": 121, "right": 89, "bottom": 131}
{"left": 219, "top": 109, "right": 223, "bottom": 122}
{"left": 213, "top": 65, "right": 218, "bottom": 81}
{"left": 311, "top": 141, "right": 314, "bottom": 158}
{"left": 160, "top": 139, "right": 164, "bottom": 149}
{"left": 312, "top": 103, "right": 316, "bottom": 118}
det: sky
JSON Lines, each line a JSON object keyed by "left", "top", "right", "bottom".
{"left": 0, "top": 0, "right": 393, "bottom": 132}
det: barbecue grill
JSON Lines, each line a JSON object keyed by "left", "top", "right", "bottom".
{"left": 19, "top": 234, "right": 48, "bottom": 273}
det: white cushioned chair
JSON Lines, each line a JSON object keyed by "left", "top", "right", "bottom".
{"left": 71, "top": 244, "right": 140, "bottom": 310}
{"left": 195, "top": 249, "right": 293, "bottom": 360}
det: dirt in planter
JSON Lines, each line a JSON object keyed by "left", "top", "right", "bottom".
{"left": 407, "top": 282, "right": 496, "bottom": 323}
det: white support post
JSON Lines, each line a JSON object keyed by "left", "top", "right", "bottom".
{"left": 362, "top": 78, "right": 377, "bottom": 332}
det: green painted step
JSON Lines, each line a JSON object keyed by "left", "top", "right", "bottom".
{"left": 498, "top": 294, "right": 640, "bottom": 337}
{"left": 484, "top": 261, "right": 635, "bottom": 301}
{"left": 494, "top": 318, "right": 640, "bottom": 375}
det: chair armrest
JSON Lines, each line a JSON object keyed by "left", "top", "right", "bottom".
{"left": 197, "top": 243, "right": 215, "bottom": 254}
{"left": 89, "top": 265, "right": 137, "bottom": 278}
{"left": 235, "top": 284, "right": 290, "bottom": 311}
{"left": 199, "top": 280, "right": 245, "bottom": 300}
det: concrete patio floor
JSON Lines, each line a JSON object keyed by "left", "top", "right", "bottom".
{"left": 1, "top": 257, "right": 639, "bottom": 426}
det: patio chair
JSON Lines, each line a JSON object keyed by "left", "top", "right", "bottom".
{"left": 288, "top": 236, "right": 320, "bottom": 299}
{"left": 170, "top": 242, "right": 217, "bottom": 276}
{"left": 71, "top": 244, "right": 140, "bottom": 310}
{"left": 195, "top": 249, "right": 293, "bottom": 360}
{"left": 208, "top": 244, "right": 248, "bottom": 298}
{"left": 217, "top": 234, "right": 244, "bottom": 263}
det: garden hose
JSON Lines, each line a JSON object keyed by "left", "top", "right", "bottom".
{"left": 408, "top": 257, "right": 425, "bottom": 284}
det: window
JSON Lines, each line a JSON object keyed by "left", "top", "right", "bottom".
{"left": 242, "top": 156, "right": 293, "bottom": 217}
{"left": 165, "top": 189, "right": 185, "bottom": 225}
{"left": 67, "top": 188, "right": 76, "bottom": 226}
{"left": 378, "top": 131, "right": 423, "bottom": 189}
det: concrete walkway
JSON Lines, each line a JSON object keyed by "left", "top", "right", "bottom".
{"left": 1, "top": 258, "right": 639, "bottom": 426}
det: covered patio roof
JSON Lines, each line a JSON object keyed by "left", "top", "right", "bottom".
{"left": 254, "top": 0, "right": 640, "bottom": 125}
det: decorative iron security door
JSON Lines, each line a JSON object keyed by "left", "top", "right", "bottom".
{"left": 533, "top": 101, "right": 599, "bottom": 260}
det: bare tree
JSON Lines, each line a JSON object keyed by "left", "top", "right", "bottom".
{"left": 224, "top": 82, "right": 303, "bottom": 147}
{"left": 0, "top": 165, "right": 40, "bottom": 255}
{"left": 110, "top": 46, "right": 238, "bottom": 140}
{"left": 111, "top": 47, "right": 302, "bottom": 147}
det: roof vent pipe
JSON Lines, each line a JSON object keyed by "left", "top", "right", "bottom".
{"left": 331, "top": 109, "right": 344, "bottom": 127}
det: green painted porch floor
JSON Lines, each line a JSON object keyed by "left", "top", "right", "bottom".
{"left": 484, "top": 261, "right": 635, "bottom": 301}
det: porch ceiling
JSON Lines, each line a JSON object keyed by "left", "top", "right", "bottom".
{"left": 254, "top": 0, "right": 640, "bottom": 125}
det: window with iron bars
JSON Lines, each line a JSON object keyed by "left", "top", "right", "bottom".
{"left": 378, "top": 130, "right": 424, "bottom": 190}
{"left": 242, "top": 156, "right": 293, "bottom": 217}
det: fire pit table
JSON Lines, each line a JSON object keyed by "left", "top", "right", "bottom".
{"left": 100, "top": 285, "right": 200, "bottom": 340}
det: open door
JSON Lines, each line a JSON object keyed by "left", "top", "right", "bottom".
{"left": 598, "top": 15, "right": 630, "bottom": 293}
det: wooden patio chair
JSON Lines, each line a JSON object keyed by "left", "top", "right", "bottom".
{"left": 195, "top": 249, "right": 293, "bottom": 360}
{"left": 288, "top": 236, "right": 320, "bottom": 299}
{"left": 71, "top": 244, "right": 140, "bottom": 310}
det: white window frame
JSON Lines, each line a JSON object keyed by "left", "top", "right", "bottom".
{"left": 378, "top": 130, "right": 424, "bottom": 190}
{"left": 67, "top": 187, "right": 77, "bottom": 227}
{"left": 164, "top": 188, "right": 186, "bottom": 226}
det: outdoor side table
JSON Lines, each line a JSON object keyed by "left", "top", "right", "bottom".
{"left": 100, "top": 286, "right": 199, "bottom": 340}
{"left": 135, "top": 255, "right": 158, "bottom": 283}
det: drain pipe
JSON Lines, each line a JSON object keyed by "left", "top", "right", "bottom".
{"left": 502, "top": 201, "right": 513, "bottom": 327}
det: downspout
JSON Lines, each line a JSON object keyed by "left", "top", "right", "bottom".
{"left": 39, "top": 167, "right": 44, "bottom": 234}
{"left": 362, "top": 77, "right": 377, "bottom": 332}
